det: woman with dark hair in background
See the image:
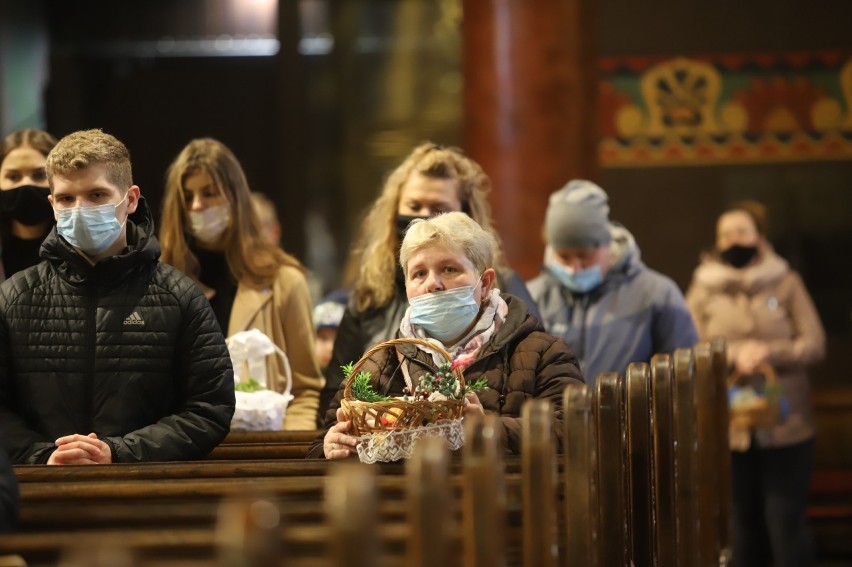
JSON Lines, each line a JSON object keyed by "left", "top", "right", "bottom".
{"left": 0, "top": 129, "right": 58, "bottom": 279}
{"left": 159, "top": 138, "right": 322, "bottom": 430}
{"left": 686, "top": 200, "right": 825, "bottom": 567}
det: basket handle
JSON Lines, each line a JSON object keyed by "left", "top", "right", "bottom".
{"left": 343, "top": 337, "right": 466, "bottom": 401}
{"left": 728, "top": 362, "right": 777, "bottom": 388}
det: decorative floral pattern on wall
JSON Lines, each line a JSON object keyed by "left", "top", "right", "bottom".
{"left": 598, "top": 52, "right": 852, "bottom": 166}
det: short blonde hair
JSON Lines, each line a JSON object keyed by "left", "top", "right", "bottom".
{"left": 400, "top": 212, "right": 496, "bottom": 277}
{"left": 45, "top": 129, "right": 132, "bottom": 192}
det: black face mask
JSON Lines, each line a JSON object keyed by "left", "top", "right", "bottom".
{"left": 395, "top": 214, "right": 428, "bottom": 243}
{"left": 720, "top": 244, "right": 758, "bottom": 269}
{"left": 0, "top": 185, "right": 53, "bottom": 226}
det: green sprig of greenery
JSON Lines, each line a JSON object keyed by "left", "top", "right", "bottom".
{"left": 463, "top": 377, "right": 489, "bottom": 396}
{"left": 343, "top": 363, "right": 392, "bottom": 403}
{"left": 234, "top": 378, "right": 264, "bottom": 393}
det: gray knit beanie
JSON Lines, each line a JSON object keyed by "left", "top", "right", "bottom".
{"left": 544, "top": 180, "right": 612, "bottom": 249}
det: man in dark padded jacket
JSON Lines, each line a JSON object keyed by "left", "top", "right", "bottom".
{"left": 0, "top": 129, "right": 235, "bottom": 464}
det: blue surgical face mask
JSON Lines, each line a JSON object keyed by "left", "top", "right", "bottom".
{"left": 547, "top": 260, "right": 603, "bottom": 294}
{"left": 55, "top": 193, "right": 129, "bottom": 256}
{"left": 409, "top": 280, "right": 483, "bottom": 343}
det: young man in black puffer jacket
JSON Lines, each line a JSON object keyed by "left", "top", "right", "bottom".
{"left": 0, "top": 129, "right": 235, "bottom": 465}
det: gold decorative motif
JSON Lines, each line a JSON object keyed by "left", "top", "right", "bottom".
{"left": 600, "top": 54, "right": 852, "bottom": 165}
{"left": 639, "top": 57, "right": 723, "bottom": 136}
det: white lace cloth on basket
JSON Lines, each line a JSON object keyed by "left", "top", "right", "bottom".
{"left": 355, "top": 419, "right": 465, "bottom": 464}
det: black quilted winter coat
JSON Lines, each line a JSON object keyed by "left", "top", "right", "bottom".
{"left": 0, "top": 198, "right": 235, "bottom": 464}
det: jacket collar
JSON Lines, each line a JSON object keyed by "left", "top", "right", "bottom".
{"left": 40, "top": 196, "right": 161, "bottom": 286}
{"left": 693, "top": 246, "right": 789, "bottom": 294}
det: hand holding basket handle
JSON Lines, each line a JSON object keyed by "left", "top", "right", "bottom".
{"left": 323, "top": 407, "right": 359, "bottom": 460}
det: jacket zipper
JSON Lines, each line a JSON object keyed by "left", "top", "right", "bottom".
{"left": 84, "top": 281, "right": 98, "bottom": 434}
{"left": 577, "top": 294, "right": 590, "bottom": 366}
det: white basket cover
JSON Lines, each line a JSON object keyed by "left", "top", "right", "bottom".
{"left": 232, "top": 390, "right": 294, "bottom": 432}
{"left": 355, "top": 419, "right": 465, "bottom": 464}
{"left": 227, "top": 329, "right": 294, "bottom": 431}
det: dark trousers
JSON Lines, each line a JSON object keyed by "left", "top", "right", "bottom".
{"left": 731, "top": 438, "right": 815, "bottom": 567}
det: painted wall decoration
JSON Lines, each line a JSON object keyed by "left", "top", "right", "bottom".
{"left": 598, "top": 52, "right": 852, "bottom": 166}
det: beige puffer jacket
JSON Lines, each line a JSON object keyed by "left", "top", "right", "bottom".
{"left": 686, "top": 248, "right": 825, "bottom": 448}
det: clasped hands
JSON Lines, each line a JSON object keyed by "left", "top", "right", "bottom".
{"left": 47, "top": 433, "right": 112, "bottom": 465}
{"left": 323, "top": 393, "right": 485, "bottom": 460}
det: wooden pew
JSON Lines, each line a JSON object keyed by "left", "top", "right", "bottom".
{"left": 522, "top": 400, "right": 556, "bottom": 567}
{"left": 694, "top": 342, "right": 724, "bottom": 567}
{"left": 651, "top": 354, "right": 677, "bottom": 566}
{"left": 562, "top": 383, "right": 597, "bottom": 566}
{"left": 3, "top": 344, "right": 725, "bottom": 567}
{"left": 595, "top": 372, "right": 629, "bottom": 566}
{"left": 220, "top": 431, "right": 319, "bottom": 444}
{"left": 3, "top": 415, "right": 560, "bottom": 566}
{"left": 710, "top": 337, "right": 733, "bottom": 565}
{"left": 193, "top": 339, "right": 852, "bottom": 564}
{"left": 623, "top": 355, "right": 687, "bottom": 567}
{"left": 326, "top": 463, "right": 380, "bottom": 567}
{"left": 207, "top": 430, "right": 318, "bottom": 460}
{"left": 406, "top": 436, "right": 452, "bottom": 567}
{"left": 673, "top": 347, "right": 700, "bottom": 567}
{"left": 625, "top": 362, "right": 653, "bottom": 566}
{"left": 3, "top": 464, "right": 527, "bottom": 566}
{"left": 462, "top": 414, "right": 508, "bottom": 567}
{"left": 611, "top": 343, "right": 729, "bottom": 567}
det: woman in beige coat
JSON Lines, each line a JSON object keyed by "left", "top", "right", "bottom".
{"left": 160, "top": 138, "right": 322, "bottom": 430}
{"left": 686, "top": 201, "right": 825, "bottom": 567}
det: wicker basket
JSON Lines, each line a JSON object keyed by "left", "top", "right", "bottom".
{"left": 341, "top": 337, "right": 467, "bottom": 463}
{"left": 728, "top": 363, "right": 781, "bottom": 430}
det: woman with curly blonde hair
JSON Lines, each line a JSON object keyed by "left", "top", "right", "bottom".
{"left": 160, "top": 138, "right": 322, "bottom": 430}
{"left": 318, "top": 142, "right": 539, "bottom": 423}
